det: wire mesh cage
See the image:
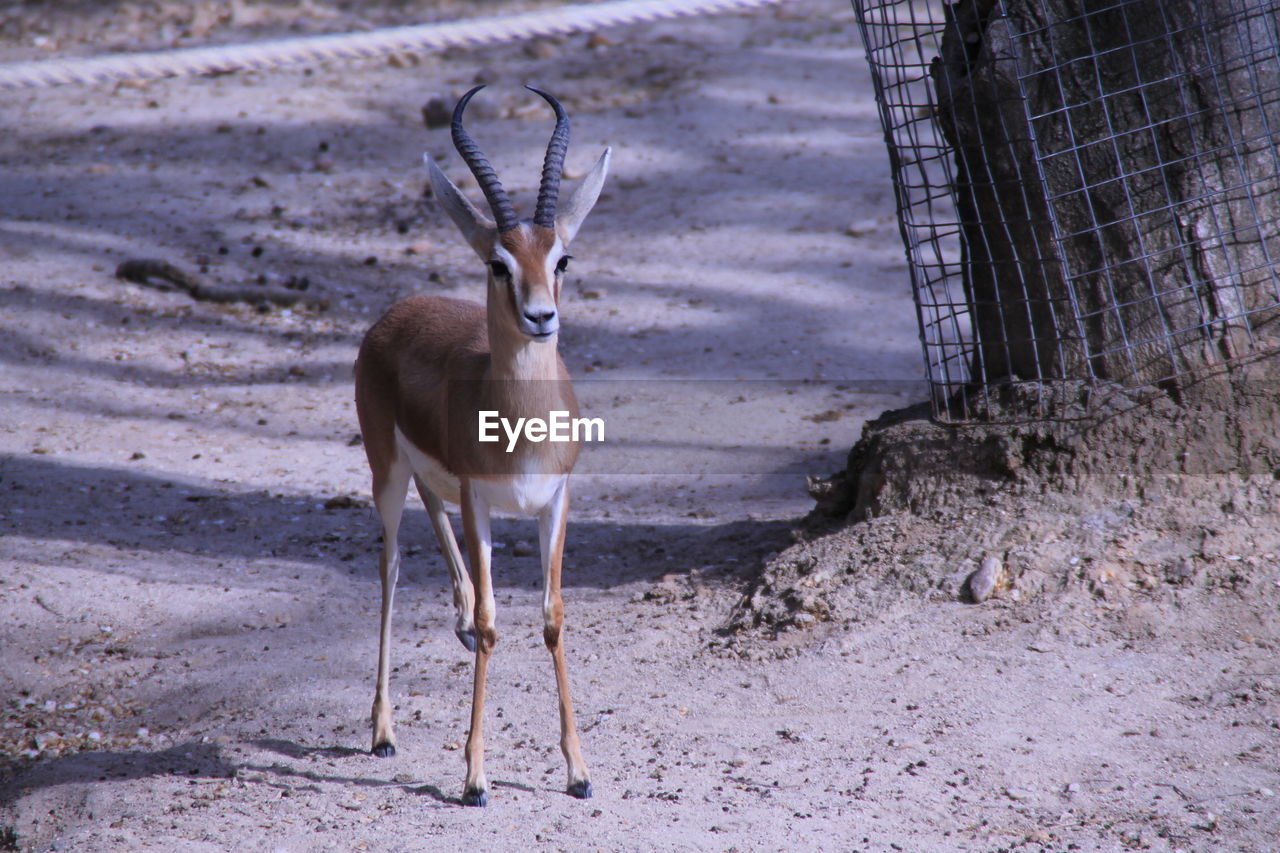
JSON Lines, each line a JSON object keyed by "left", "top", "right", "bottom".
{"left": 853, "top": 0, "right": 1280, "bottom": 422}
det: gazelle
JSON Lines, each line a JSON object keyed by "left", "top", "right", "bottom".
{"left": 353, "top": 85, "right": 609, "bottom": 807}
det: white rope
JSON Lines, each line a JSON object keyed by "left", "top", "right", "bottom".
{"left": 0, "top": 0, "right": 789, "bottom": 90}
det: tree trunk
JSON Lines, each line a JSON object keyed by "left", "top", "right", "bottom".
{"left": 732, "top": 0, "right": 1280, "bottom": 635}
{"left": 932, "top": 0, "right": 1280, "bottom": 391}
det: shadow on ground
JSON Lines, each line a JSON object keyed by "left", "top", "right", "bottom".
{"left": 0, "top": 453, "right": 794, "bottom": 593}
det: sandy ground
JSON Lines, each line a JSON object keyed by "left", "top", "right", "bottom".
{"left": 1, "top": 1, "right": 1277, "bottom": 851}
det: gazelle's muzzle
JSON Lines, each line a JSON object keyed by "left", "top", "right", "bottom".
{"left": 518, "top": 298, "right": 559, "bottom": 339}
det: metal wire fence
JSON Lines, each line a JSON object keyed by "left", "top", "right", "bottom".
{"left": 853, "top": 0, "right": 1280, "bottom": 421}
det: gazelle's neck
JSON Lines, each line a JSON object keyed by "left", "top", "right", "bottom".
{"left": 486, "top": 323, "right": 561, "bottom": 382}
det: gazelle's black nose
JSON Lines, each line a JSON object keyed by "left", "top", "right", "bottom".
{"left": 524, "top": 309, "right": 557, "bottom": 326}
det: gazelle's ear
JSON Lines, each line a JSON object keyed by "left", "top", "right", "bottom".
{"left": 556, "top": 147, "right": 610, "bottom": 245}
{"left": 425, "top": 153, "right": 495, "bottom": 257}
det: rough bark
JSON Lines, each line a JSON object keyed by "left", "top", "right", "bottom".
{"left": 933, "top": 0, "right": 1280, "bottom": 390}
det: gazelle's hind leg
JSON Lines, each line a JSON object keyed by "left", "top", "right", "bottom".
{"left": 371, "top": 455, "right": 412, "bottom": 758}
{"left": 413, "top": 476, "right": 476, "bottom": 651}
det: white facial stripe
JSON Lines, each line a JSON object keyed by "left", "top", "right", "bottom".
{"left": 491, "top": 244, "right": 520, "bottom": 279}
{"left": 545, "top": 235, "right": 565, "bottom": 280}
{"left": 546, "top": 235, "right": 566, "bottom": 299}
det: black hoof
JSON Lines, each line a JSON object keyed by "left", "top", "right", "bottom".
{"left": 461, "top": 786, "right": 488, "bottom": 807}
{"left": 371, "top": 741, "right": 396, "bottom": 758}
{"left": 567, "top": 779, "right": 593, "bottom": 799}
{"left": 455, "top": 628, "right": 477, "bottom": 652}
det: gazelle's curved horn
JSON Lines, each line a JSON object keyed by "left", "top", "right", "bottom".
{"left": 527, "top": 86, "right": 570, "bottom": 229}
{"left": 451, "top": 85, "right": 519, "bottom": 233}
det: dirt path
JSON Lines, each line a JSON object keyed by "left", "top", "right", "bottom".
{"left": 1, "top": 2, "right": 1276, "bottom": 851}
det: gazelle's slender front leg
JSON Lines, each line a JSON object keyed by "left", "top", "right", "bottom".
{"left": 460, "top": 480, "right": 496, "bottom": 806}
{"left": 414, "top": 477, "right": 477, "bottom": 651}
{"left": 371, "top": 458, "right": 412, "bottom": 758}
{"left": 539, "top": 480, "right": 592, "bottom": 798}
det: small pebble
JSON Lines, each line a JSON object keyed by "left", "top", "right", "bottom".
{"left": 421, "top": 97, "right": 450, "bottom": 130}
{"left": 524, "top": 39, "right": 558, "bottom": 60}
{"left": 967, "top": 556, "right": 1002, "bottom": 602}
{"left": 844, "top": 218, "right": 880, "bottom": 238}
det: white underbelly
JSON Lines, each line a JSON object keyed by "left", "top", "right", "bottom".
{"left": 394, "top": 425, "right": 565, "bottom": 516}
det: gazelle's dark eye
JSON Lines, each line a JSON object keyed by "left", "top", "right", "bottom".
{"left": 555, "top": 255, "right": 572, "bottom": 274}
{"left": 488, "top": 260, "right": 510, "bottom": 279}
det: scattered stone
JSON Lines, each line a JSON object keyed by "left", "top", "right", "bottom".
{"left": 524, "top": 38, "right": 558, "bottom": 60}
{"left": 1165, "top": 558, "right": 1196, "bottom": 585}
{"left": 845, "top": 218, "right": 882, "bottom": 237}
{"left": 1027, "top": 634, "right": 1054, "bottom": 653}
{"left": 967, "top": 556, "right": 1003, "bottom": 603}
{"left": 421, "top": 96, "right": 451, "bottom": 130}
{"left": 387, "top": 53, "right": 420, "bottom": 69}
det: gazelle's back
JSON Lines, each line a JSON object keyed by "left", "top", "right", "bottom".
{"left": 357, "top": 294, "right": 488, "bottom": 386}
{"left": 354, "top": 294, "right": 485, "bottom": 498}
